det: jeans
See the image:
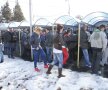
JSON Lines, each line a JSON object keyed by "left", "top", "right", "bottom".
{"left": 46, "top": 47, "right": 53, "bottom": 63}
{"left": 33, "top": 48, "right": 47, "bottom": 68}
{"left": 82, "top": 48, "right": 91, "bottom": 67}
{"left": 0, "top": 51, "right": 4, "bottom": 62}
{"left": 51, "top": 53, "right": 63, "bottom": 68}
{"left": 91, "top": 48, "right": 102, "bottom": 74}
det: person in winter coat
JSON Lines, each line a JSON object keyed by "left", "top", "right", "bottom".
{"left": 30, "top": 27, "right": 48, "bottom": 72}
{"left": 89, "top": 25, "right": 107, "bottom": 74}
{"left": 40, "top": 29, "right": 46, "bottom": 52}
{"left": 46, "top": 24, "right": 65, "bottom": 78}
{"left": 0, "top": 42, "right": 4, "bottom": 63}
{"left": 21, "top": 30, "right": 30, "bottom": 60}
{"left": 63, "top": 30, "right": 77, "bottom": 65}
{"left": 3, "top": 28, "right": 18, "bottom": 59}
{"left": 101, "top": 25, "right": 108, "bottom": 66}
{"left": 80, "top": 24, "right": 91, "bottom": 68}
{"left": 45, "top": 29, "right": 53, "bottom": 63}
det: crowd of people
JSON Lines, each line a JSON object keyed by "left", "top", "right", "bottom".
{"left": 30, "top": 23, "right": 108, "bottom": 77}
{"left": 0, "top": 23, "right": 108, "bottom": 78}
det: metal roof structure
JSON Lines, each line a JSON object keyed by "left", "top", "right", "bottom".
{"left": 8, "top": 22, "right": 20, "bottom": 28}
{"left": 82, "top": 12, "right": 108, "bottom": 25}
{"left": 34, "top": 18, "right": 52, "bottom": 26}
{"left": 0, "top": 23, "right": 9, "bottom": 30}
{"left": 19, "top": 20, "right": 30, "bottom": 27}
{"left": 54, "top": 15, "right": 78, "bottom": 26}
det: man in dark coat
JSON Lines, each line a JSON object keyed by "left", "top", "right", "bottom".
{"left": 80, "top": 24, "right": 91, "bottom": 68}
{"left": 45, "top": 29, "right": 53, "bottom": 63}
{"left": 3, "top": 28, "right": 17, "bottom": 59}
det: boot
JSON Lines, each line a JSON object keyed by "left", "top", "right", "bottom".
{"left": 58, "top": 68, "right": 65, "bottom": 78}
{"left": 46, "top": 65, "right": 53, "bottom": 74}
{"left": 35, "top": 67, "right": 40, "bottom": 72}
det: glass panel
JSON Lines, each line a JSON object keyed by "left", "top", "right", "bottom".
{"left": 88, "top": 17, "right": 108, "bottom": 25}
{"left": 82, "top": 12, "right": 108, "bottom": 23}
{"left": 8, "top": 22, "right": 20, "bottom": 28}
{"left": 34, "top": 18, "right": 51, "bottom": 26}
{"left": 54, "top": 15, "right": 77, "bottom": 25}
{"left": 0, "top": 23, "right": 9, "bottom": 30}
{"left": 19, "top": 20, "right": 30, "bottom": 27}
{"left": 91, "top": 19, "right": 108, "bottom": 25}
{"left": 65, "top": 19, "right": 78, "bottom": 26}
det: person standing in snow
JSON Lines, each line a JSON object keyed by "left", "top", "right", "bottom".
{"left": 46, "top": 24, "right": 65, "bottom": 78}
{"left": 101, "top": 24, "right": 108, "bottom": 66}
{"left": 0, "top": 42, "right": 4, "bottom": 63}
{"left": 3, "top": 28, "right": 17, "bottom": 59}
{"left": 30, "top": 27, "right": 48, "bottom": 72}
{"left": 45, "top": 28, "right": 53, "bottom": 63}
{"left": 80, "top": 24, "right": 91, "bottom": 68}
{"left": 89, "top": 25, "right": 107, "bottom": 74}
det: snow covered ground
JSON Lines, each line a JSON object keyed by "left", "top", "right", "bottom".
{"left": 0, "top": 55, "right": 108, "bottom": 90}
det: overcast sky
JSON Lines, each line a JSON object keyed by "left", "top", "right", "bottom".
{"left": 0, "top": 0, "right": 108, "bottom": 22}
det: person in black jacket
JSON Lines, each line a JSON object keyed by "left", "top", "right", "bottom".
{"left": 4, "top": 28, "right": 17, "bottom": 59}
{"left": 80, "top": 24, "right": 91, "bottom": 68}
{"left": 63, "top": 30, "right": 77, "bottom": 66}
{"left": 21, "top": 30, "right": 31, "bottom": 60}
{"left": 45, "top": 29, "right": 53, "bottom": 63}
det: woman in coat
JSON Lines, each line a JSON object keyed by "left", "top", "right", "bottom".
{"left": 30, "top": 27, "right": 48, "bottom": 72}
{"left": 46, "top": 24, "right": 65, "bottom": 78}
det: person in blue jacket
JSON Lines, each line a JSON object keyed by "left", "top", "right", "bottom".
{"left": 30, "top": 27, "right": 48, "bottom": 72}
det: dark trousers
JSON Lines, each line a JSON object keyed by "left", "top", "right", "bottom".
{"left": 91, "top": 47, "right": 102, "bottom": 74}
{"left": 8, "top": 43, "right": 16, "bottom": 58}
{"left": 46, "top": 47, "right": 53, "bottom": 63}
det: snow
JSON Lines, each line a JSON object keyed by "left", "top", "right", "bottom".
{"left": 0, "top": 55, "right": 108, "bottom": 90}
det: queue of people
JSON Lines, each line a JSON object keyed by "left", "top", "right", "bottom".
{"left": 0, "top": 23, "right": 108, "bottom": 78}
{"left": 3, "top": 28, "right": 18, "bottom": 59}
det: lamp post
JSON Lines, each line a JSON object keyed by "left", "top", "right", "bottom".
{"left": 65, "top": 0, "right": 70, "bottom": 16}
{"left": 29, "top": 0, "right": 33, "bottom": 60}
{"left": 67, "top": 0, "right": 70, "bottom": 16}
{"left": 29, "top": 0, "right": 32, "bottom": 36}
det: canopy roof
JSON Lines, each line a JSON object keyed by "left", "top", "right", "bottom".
{"left": 82, "top": 12, "right": 108, "bottom": 25}
{"left": 0, "top": 23, "right": 9, "bottom": 30}
{"left": 8, "top": 22, "right": 20, "bottom": 28}
{"left": 19, "top": 20, "right": 30, "bottom": 27}
{"left": 34, "top": 18, "right": 52, "bottom": 26}
{"left": 54, "top": 15, "right": 78, "bottom": 26}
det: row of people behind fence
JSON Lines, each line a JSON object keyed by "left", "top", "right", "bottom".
{"left": 0, "top": 24, "right": 108, "bottom": 77}
{"left": 2, "top": 28, "right": 18, "bottom": 59}
{"left": 30, "top": 24, "right": 108, "bottom": 77}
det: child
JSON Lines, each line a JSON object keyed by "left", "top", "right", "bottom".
{"left": 0, "top": 42, "right": 4, "bottom": 63}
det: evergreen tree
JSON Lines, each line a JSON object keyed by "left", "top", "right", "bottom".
{"left": 13, "top": 2, "right": 25, "bottom": 22}
{"left": 1, "top": 2, "right": 12, "bottom": 22}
